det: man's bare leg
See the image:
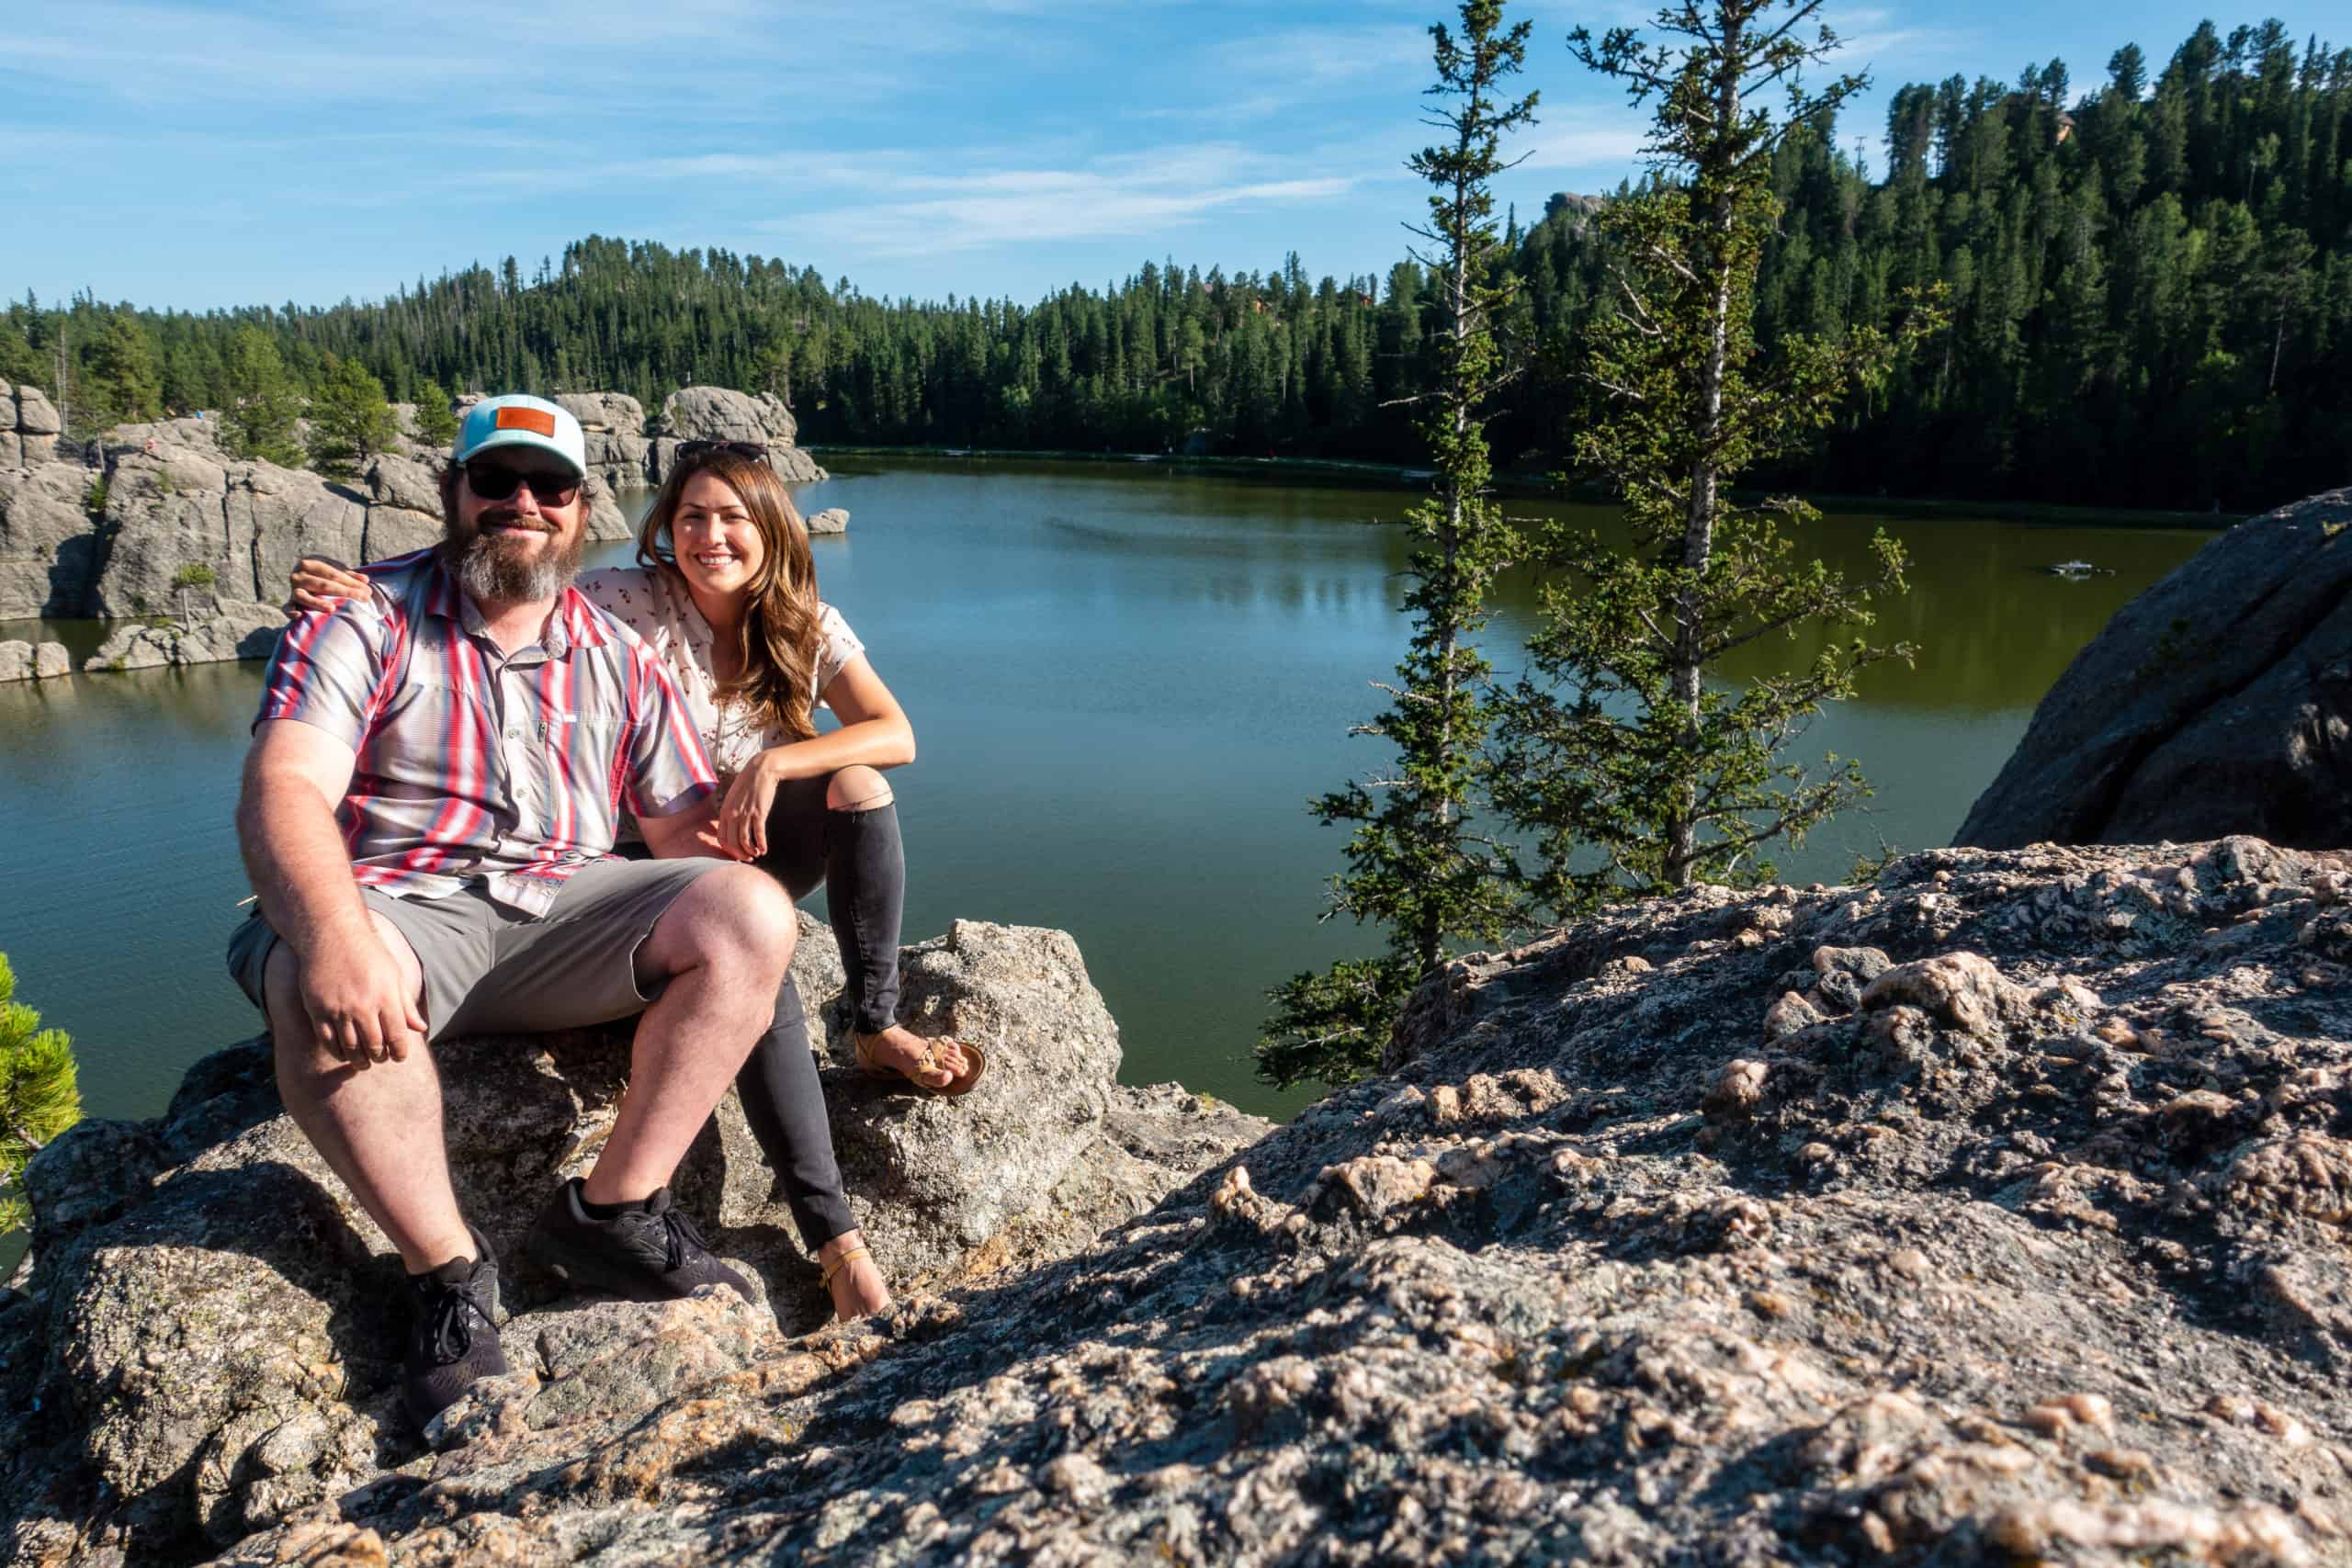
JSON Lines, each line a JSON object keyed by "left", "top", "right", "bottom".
{"left": 267, "top": 913, "right": 471, "bottom": 1273}
{"left": 582, "top": 864, "right": 797, "bottom": 1205}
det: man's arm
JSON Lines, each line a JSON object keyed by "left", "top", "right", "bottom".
{"left": 237, "top": 719, "right": 426, "bottom": 1065}
{"left": 637, "top": 792, "right": 733, "bottom": 861}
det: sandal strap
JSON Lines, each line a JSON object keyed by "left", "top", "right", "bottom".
{"left": 820, "top": 1245, "right": 872, "bottom": 1292}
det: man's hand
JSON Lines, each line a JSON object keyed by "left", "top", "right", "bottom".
{"left": 297, "top": 931, "right": 426, "bottom": 1066}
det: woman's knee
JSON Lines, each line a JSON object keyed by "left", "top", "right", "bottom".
{"left": 825, "top": 765, "right": 894, "bottom": 813}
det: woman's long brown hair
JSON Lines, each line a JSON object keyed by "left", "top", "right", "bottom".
{"left": 635, "top": 449, "right": 823, "bottom": 742}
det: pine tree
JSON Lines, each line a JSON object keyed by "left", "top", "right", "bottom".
{"left": 306, "top": 354, "right": 400, "bottom": 479}
{"left": 1257, "top": 0, "right": 1536, "bottom": 1089}
{"left": 411, "top": 377, "right": 459, "bottom": 450}
{"left": 222, "top": 327, "right": 305, "bottom": 468}
{"left": 83, "top": 310, "right": 163, "bottom": 428}
{"left": 0, "top": 953, "right": 83, "bottom": 1236}
{"left": 1492, "top": 0, "right": 1944, "bottom": 911}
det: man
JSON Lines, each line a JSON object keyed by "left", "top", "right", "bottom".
{"left": 230, "top": 395, "right": 797, "bottom": 1426}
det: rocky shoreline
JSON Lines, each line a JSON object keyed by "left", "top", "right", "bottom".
{"left": 0, "top": 384, "right": 831, "bottom": 679}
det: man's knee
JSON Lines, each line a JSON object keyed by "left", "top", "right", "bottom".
{"left": 679, "top": 864, "right": 799, "bottom": 973}
{"left": 264, "top": 915, "right": 426, "bottom": 1074}
{"left": 825, "top": 765, "right": 893, "bottom": 813}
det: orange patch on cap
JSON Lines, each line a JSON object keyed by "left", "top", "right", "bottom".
{"left": 494, "top": 407, "right": 558, "bottom": 437}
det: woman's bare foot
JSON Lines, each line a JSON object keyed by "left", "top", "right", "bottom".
{"left": 819, "top": 1231, "right": 891, "bottom": 1321}
{"left": 854, "top": 1024, "right": 971, "bottom": 1090}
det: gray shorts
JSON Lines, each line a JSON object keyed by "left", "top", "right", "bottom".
{"left": 227, "top": 858, "right": 730, "bottom": 1043}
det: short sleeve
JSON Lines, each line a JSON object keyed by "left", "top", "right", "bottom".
{"left": 621, "top": 643, "right": 718, "bottom": 819}
{"left": 813, "top": 603, "right": 866, "bottom": 698}
{"left": 254, "top": 598, "right": 386, "bottom": 752}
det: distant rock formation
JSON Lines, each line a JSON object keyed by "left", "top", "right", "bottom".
{"left": 0, "top": 383, "right": 831, "bottom": 668}
{"left": 83, "top": 600, "right": 283, "bottom": 672}
{"left": 0, "top": 379, "right": 62, "bottom": 469}
{"left": 13, "top": 843, "right": 2352, "bottom": 1563}
{"left": 4, "top": 918, "right": 1265, "bottom": 1562}
{"left": 0, "top": 461, "right": 101, "bottom": 618}
{"left": 655, "top": 386, "right": 825, "bottom": 486}
{"left": 807, "top": 505, "right": 848, "bottom": 535}
{"left": 1959, "top": 486, "right": 2352, "bottom": 850}
{"left": 0, "top": 639, "right": 70, "bottom": 682}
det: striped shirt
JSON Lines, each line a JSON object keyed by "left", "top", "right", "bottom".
{"left": 255, "top": 549, "right": 717, "bottom": 916}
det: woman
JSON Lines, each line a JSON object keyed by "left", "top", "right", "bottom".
{"left": 287, "top": 442, "right": 979, "bottom": 1323}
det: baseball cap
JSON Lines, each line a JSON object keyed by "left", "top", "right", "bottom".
{"left": 452, "top": 394, "right": 587, "bottom": 478}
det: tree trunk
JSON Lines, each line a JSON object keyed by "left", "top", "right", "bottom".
{"left": 1667, "top": 8, "right": 1747, "bottom": 889}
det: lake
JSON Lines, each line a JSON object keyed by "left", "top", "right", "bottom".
{"left": 0, "top": 457, "right": 2212, "bottom": 1147}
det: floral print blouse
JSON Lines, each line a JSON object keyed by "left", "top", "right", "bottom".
{"left": 576, "top": 565, "right": 865, "bottom": 787}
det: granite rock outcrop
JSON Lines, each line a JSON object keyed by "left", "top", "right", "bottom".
{"left": 807, "top": 505, "right": 848, "bottom": 535}
{"left": 0, "top": 379, "right": 62, "bottom": 469}
{"left": 0, "top": 460, "right": 103, "bottom": 618}
{"left": 1959, "top": 486, "right": 2352, "bottom": 852}
{"left": 655, "top": 386, "right": 825, "bottom": 485}
{"left": 2, "top": 918, "right": 1265, "bottom": 1565}
{"left": 0, "top": 639, "right": 71, "bottom": 682}
{"left": 15, "top": 840, "right": 2352, "bottom": 1566}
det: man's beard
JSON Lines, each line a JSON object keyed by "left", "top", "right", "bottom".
{"left": 443, "top": 510, "right": 583, "bottom": 604}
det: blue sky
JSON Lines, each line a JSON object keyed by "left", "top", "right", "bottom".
{"left": 2, "top": 2, "right": 2342, "bottom": 313}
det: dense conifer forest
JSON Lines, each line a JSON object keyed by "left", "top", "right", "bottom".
{"left": 4, "top": 19, "right": 2345, "bottom": 511}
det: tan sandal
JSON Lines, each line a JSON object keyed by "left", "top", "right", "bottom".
{"left": 819, "top": 1244, "right": 871, "bottom": 1293}
{"left": 854, "top": 1032, "right": 988, "bottom": 1098}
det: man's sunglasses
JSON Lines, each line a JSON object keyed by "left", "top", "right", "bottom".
{"left": 676, "top": 439, "right": 771, "bottom": 465}
{"left": 463, "top": 460, "right": 582, "bottom": 505}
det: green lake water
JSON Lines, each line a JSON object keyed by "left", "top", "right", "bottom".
{"left": 0, "top": 457, "right": 2214, "bottom": 1149}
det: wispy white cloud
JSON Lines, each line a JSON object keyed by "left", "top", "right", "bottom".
{"left": 776, "top": 142, "right": 1363, "bottom": 254}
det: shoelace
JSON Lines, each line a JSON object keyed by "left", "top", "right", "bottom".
{"left": 422, "top": 1277, "right": 494, "bottom": 1364}
{"left": 659, "top": 1206, "right": 714, "bottom": 1272}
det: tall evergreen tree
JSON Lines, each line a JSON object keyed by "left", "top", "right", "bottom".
{"left": 1493, "top": 0, "right": 1942, "bottom": 910}
{"left": 0, "top": 953, "right": 82, "bottom": 1237}
{"left": 411, "top": 377, "right": 459, "bottom": 450}
{"left": 1257, "top": 0, "right": 1536, "bottom": 1089}
{"left": 221, "top": 327, "right": 304, "bottom": 468}
{"left": 82, "top": 310, "right": 162, "bottom": 428}
{"left": 305, "top": 354, "right": 399, "bottom": 479}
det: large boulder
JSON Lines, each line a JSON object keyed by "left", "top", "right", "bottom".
{"left": 1958, "top": 486, "right": 2352, "bottom": 850}
{"left": 806, "top": 506, "right": 848, "bottom": 536}
{"left": 358, "top": 451, "right": 444, "bottom": 562}
{"left": 553, "top": 392, "right": 655, "bottom": 496}
{"left": 658, "top": 386, "right": 797, "bottom": 447}
{"left": 652, "top": 387, "right": 825, "bottom": 487}
{"left": 0, "top": 460, "right": 101, "bottom": 617}
{"left": 0, "top": 640, "right": 28, "bottom": 682}
{"left": 5, "top": 380, "right": 63, "bottom": 466}
{"left": 13, "top": 382, "right": 62, "bottom": 436}
{"left": 6, "top": 916, "right": 1265, "bottom": 1562}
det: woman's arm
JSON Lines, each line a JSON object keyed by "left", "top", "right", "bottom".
{"left": 715, "top": 655, "right": 916, "bottom": 858}
{"left": 282, "top": 558, "right": 371, "bottom": 617}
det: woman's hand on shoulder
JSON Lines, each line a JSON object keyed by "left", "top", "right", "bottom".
{"left": 284, "top": 557, "right": 368, "bottom": 620}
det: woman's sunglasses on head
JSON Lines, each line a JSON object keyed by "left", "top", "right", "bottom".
{"left": 463, "top": 461, "right": 582, "bottom": 505}
{"left": 677, "top": 440, "right": 772, "bottom": 466}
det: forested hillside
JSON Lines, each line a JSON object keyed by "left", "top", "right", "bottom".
{"left": 3, "top": 19, "right": 2344, "bottom": 511}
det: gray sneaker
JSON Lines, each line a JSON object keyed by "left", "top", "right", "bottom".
{"left": 524, "top": 1179, "right": 752, "bottom": 1303}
